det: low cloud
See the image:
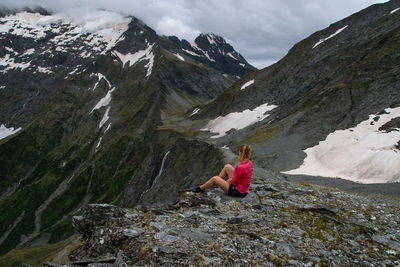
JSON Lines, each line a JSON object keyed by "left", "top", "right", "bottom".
{"left": 0, "top": 0, "right": 388, "bottom": 69}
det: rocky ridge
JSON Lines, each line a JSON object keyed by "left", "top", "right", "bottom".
{"left": 169, "top": 33, "right": 256, "bottom": 79}
{"left": 44, "top": 174, "right": 400, "bottom": 266}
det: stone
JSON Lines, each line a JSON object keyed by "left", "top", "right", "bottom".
{"left": 372, "top": 235, "right": 400, "bottom": 251}
{"left": 227, "top": 217, "right": 244, "bottom": 224}
{"left": 122, "top": 227, "right": 144, "bottom": 238}
{"left": 276, "top": 242, "right": 302, "bottom": 259}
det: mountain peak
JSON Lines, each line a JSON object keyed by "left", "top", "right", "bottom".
{"left": 198, "top": 33, "right": 225, "bottom": 46}
{"left": 168, "top": 32, "right": 256, "bottom": 78}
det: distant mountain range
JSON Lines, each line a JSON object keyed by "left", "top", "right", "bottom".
{"left": 0, "top": 0, "right": 399, "bottom": 259}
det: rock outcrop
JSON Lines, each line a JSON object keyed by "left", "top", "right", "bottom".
{"left": 54, "top": 175, "right": 400, "bottom": 266}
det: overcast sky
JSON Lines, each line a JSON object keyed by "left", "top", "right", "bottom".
{"left": 0, "top": 0, "right": 389, "bottom": 69}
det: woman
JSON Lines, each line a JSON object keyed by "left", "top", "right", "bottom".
{"left": 192, "top": 144, "right": 253, "bottom": 197}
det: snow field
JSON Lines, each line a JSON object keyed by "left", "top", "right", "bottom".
{"left": 0, "top": 124, "right": 22, "bottom": 140}
{"left": 283, "top": 107, "right": 400, "bottom": 184}
{"left": 201, "top": 103, "right": 277, "bottom": 138}
{"left": 0, "top": 10, "right": 130, "bottom": 55}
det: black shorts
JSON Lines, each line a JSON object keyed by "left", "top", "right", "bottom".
{"left": 228, "top": 184, "right": 248, "bottom": 198}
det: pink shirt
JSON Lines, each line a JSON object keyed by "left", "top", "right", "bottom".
{"left": 230, "top": 160, "right": 253, "bottom": 193}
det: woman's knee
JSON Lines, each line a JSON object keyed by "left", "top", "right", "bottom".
{"left": 225, "top": 164, "right": 233, "bottom": 169}
{"left": 211, "top": 176, "right": 220, "bottom": 182}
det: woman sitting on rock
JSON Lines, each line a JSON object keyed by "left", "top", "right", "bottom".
{"left": 193, "top": 144, "right": 253, "bottom": 197}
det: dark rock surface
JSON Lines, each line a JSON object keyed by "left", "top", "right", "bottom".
{"left": 57, "top": 176, "right": 400, "bottom": 266}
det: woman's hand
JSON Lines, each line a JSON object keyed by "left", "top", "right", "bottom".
{"left": 227, "top": 178, "right": 232, "bottom": 184}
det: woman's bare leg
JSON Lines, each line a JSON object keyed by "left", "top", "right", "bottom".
{"left": 218, "top": 164, "right": 235, "bottom": 180}
{"left": 200, "top": 176, "right": 230, "bottom": 193}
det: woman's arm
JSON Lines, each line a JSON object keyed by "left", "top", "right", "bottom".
{"left": 230, "top": 165, "right": 243, "bottom": 186}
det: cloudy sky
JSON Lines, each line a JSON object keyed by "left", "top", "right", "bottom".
{"left": 0, "top": 0, "right": 389, "bottom": 69}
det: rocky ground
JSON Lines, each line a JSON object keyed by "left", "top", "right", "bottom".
{"left": 44, "top": 174, "right": 400, "bottom": 267}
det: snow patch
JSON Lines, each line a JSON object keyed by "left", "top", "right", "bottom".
{"left": 201, "top": 103, "right": 277, "bottom": 138}
{"left": 182, "top": 49, "right": 200, "bottom": 57}
{"left": 283, "top": 107, "right": 400, "bottom": 184}
{"left": 190, "top": 108, "right": 200, "bottom": 117}
{"left": 96, "top": 137, "right": 103, "bottom": 150}
{"left": 227, "top": 52, "right": 237, "bottom": 60}
{"left": 240, "top": 79, "right": 254, "bottom": 90}
{"left": 5, "top": 47, "right": 14, "bottom": 53}
{"left": 68, "top": 68, "right": 79, "bottom": 75}
{"left": 190, "top": 42, "right": 215, "bottom": 62}
{"left": 105, "top": 123, "right": 112, "bottom": 133}
{"left": 90, "top": 87, "right": 116, "bottom": 113}
{"left": 112, "top": 44, "right": 155, "bottom": 77}
{"left": 36, "top": 66, "right": 53, "bottom": 74}
{"left": 207, "top": 35, "right": 216, "bottom": 45}
{"left": 390, "top": 8, "right": 400, "bottom": 14}
{"left": 0, "top": 124, "right": 22, "bottom": 140}
{"left": 23, "top": 48, "right": 35, "bottom": 55}
{"left": 92, "top": 73, "right": 112, "bottom": 90}
{"left": 313, "top": 25, "right": 348, "bottom": 49}
{"left": 0, "top": 54, "right": 31, "bottom": 72}
{"left": 99, "top": 107, "right": 111, "bottom": 129}
{"left": 173, "top": 53, "right": 185, "bottom": 61}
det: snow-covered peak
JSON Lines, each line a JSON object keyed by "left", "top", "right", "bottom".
{"left": 70, "top": 10, "right": 131, "bottom": 51}
{"left": 201, "top": 33, "right": 223, "bottom": 46}
{"left": 0, "top": 10, "right": 131, "bottom": 53}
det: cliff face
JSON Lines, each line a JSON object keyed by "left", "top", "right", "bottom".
{"left": 38, "top": 174, "right": 400, "bottom": 266}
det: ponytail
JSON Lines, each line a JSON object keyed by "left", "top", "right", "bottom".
{"left": 239, "top": 144, "right": 251, "bottom": 162}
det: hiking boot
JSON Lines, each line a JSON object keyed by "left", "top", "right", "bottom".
{"left": 192, "top": 186, "right": 205, "bottom": 193}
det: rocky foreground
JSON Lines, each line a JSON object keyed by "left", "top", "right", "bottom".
{"left": 46, "top": 177, "right": 400, "bottom": 266}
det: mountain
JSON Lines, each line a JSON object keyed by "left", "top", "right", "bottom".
{"left": 0, "top": 8, "right": 254, "bottom": 255}
{"left": 1, "top": 0, "right": 400, "bottom": 264}
{"left": 168, "top": 33, "right": 256, "bottom": 78}
{"left": 193, "top": 0, "right": 400, "bottom": 184}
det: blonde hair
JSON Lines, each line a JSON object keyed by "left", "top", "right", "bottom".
{"left": 239, "top": 144, "right": 251, "bottom": 162}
